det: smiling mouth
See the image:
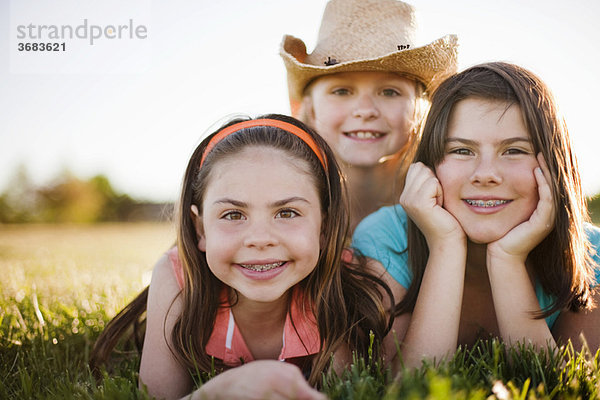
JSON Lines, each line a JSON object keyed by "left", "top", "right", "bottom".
{"left": 465, "top": 199, "right": 510, "bottom": 207}
{"left": 239, "top": 261, "right": 285, "bottom": 272}
{"left": 344, "top": 131, "right": 385, "bottom": 139}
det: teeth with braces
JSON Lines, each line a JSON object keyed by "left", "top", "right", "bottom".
{"left": 465, "top": 199, "right": 509, "bottom": 207}
{"left": 239, "top": 262, "right": 285, "bottom": 272}
{"left": 346, "top": 131, "right": 383, "bottom": 139}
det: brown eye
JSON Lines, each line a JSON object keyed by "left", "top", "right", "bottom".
{"left": 504, "top": 148, "right": 528, "bottom": 155}
{"left": 223, "top": 211, "right": 245, "bottom": 221}
{"left": 276, "top": 209, "right": 299, "bottom": 219}
{"left": 450, "top": 148, "right": 473, "bottom": 156}
{"left": 382, "top": 88, "right": 400, "bottom": 97}
{"left": 332, "top": 88, "right": 351, "bottom": 96}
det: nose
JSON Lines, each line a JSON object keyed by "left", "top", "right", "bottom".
{"left": 470, "top": 155, "right": 502, "bottom": 186}
{"left": 352, "top": 94, "right": 380, "bottom": 120}
{"left": 243, "top": 219, "right": 278, "bottom": 249}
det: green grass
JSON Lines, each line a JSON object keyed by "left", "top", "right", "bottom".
{"left": 1, "top": 224, "right": 599, "bottom": 399}
{"left": 0, "top": 223, "right": 172, "bottom": 399}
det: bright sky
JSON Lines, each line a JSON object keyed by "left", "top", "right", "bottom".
{"left": 1, "top": 0, "right": 599, "bottom": 202}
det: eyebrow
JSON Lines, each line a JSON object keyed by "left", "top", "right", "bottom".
{"left": 213, "top": 196, "right": 311, "bottom": 208}
{"left": 445, "top": 137, "right": 532, "bottom": 146}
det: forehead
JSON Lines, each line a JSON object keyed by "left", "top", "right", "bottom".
{"left": 447, "top": 98, "right": 528, "bottom": 138}
{"left": 204, "top": 146, "right": 318, "bottom": 197}
{"left": 309, "top": 71, "right": 416, "bottom": 89}
{"left": 212, "top": 144, "right": 311, "bottom": 171}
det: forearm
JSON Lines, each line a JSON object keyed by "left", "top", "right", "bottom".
{"left": 400, "top": 238, "right": 467, "bottom": 368}
{"left": 487, "top": 253, "right": 555, "bottom": 348}
{"left": 552, "top": 290, "right": 600, "bottom": 352}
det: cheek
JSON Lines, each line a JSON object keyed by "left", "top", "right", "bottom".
{"left": 312, "top": 114, "right": 345, "bottom": 146}
{"left": 386, "top": 100, "right": 415, "bottom": 127}
{"left": 515, "top": 168, "right": 540, "bottom": 214}
{"left": 293, "top": 222, "right": 322, "bottom": 262}
{"left": 434, "top": 162, "right": 466, "bottom": 214}
{"left": 314, "top": 105, "right": 344, "bottom": 128}
{"left": 203, "top": 223, "right": 235, "bottom": 252}
{"left": 312, "top": 94, "right": 344, "bottom": 123}
{"left": 435, "top": 162, "right": 458, "bottom": 195}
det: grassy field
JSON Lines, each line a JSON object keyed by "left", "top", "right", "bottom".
{"left": 0, "top": 223, "right": 173, "bottom": 399}
{"left": 1, "top": 223, "right": 599, "bottom": 399}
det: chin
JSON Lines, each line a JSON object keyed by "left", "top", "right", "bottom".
{"left": 468, "top": 236, "right": 497, "bottom": 245}
{"left": 465, "top": 228, "right": 510, "bottom": 245}
{"left": 239, "top": 288, "right": 289, "bottom": 303}
{"left": 343, "top": 156, "right": 385, "bottom": 168}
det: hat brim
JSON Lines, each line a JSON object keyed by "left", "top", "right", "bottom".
{"left": 280, "top": 34, "right": 458, "bottom": 105}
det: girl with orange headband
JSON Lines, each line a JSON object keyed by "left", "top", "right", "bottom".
{"left": 91, "top": 115, "right": 398, "bottom": 399}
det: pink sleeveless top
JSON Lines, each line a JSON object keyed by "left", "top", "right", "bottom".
{"left": 167, "top": 247, "right": 321, "bottom": 366}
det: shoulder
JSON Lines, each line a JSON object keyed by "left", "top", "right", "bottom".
{"left": 354, "top": 205, "right": 408, "bottom": 235}
{"left": 585, "top": 222, "right": 600, "bottom": 242}
{"left": 352, "top": 205, "right": 408, "bottom": 249}
{"left": 165, "top": 246, "right": 184, "bottom": 288}
{"left": 585, "top": 223, "right": 600, "bottom": 257}
{"left": 352, "top": 205, "right": 412, "bottom": 288}
{"left": 147, "top": 249, "right": 183, "bottom": 314}
{"left": 584, "top": 223, "right": 600, "bottom": 283}
{"left": 154, "top": 248, "right": 179, "bottom": 283}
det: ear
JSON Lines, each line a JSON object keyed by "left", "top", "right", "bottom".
{"left": 190, "top": 205, "right": 206, "bottom": 252}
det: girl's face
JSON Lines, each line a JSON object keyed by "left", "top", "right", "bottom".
{"left": 435, "top": 98, "right": 540, "bottom": 244}
{"left": 198, "top": 146, "right": 323, "bottom": 305}
{"left": 305, "top": 71, "right": 417, "bottom": 167}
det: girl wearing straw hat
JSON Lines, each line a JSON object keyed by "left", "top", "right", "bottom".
{"left": 281, "top": 0, "right": 458, "bottom": 230}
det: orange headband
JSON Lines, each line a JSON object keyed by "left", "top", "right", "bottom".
{"left": 200, "top": 119, "right": 328, "bottom": 170}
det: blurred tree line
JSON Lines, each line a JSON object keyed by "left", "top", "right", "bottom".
{"left": 0, "top": 165, "right": 598, "bottom": 225}
{"left": 0, "top": 166, "right": 172, "bottom": 223}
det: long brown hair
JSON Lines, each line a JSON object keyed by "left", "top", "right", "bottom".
{"left": 91, "top": 114, "right": 393, "bottom": 386}
{"left": 399, "top": 62, "right": 596, "bottom": 318}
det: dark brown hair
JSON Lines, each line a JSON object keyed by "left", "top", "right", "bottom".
{"left": 91, "top": 114, "right": 393, "bottom": 386}
{"left": 399, "top": 62, "right": 596, "bottom": 318}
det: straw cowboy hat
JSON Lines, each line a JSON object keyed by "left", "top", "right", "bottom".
{"left": 280, "top": 0, "right": 458, "bottom": 114}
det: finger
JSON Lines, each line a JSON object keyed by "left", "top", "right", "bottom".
{"left": 290, "top": 373, "right": 326, "bottom": 400}
{"left": 294, "top": 386, "right": 327, "bottom": 400}
{"left": 404, "top": 162, "right": 422, "bottom": 184}
{"left": 534, "top": 167, "right": 552, "bottom": 202}
{"left": 271, "top": 372, "right": 326, "bottom": 400}
{"left": 435, "top": 177, "right": 444, "bottom": 207}
{"left": 405, "top": 164, "right": 438, "bottom": 196}
{"left": 536, "top": 152, "right": 551, "bottom": 177}
{"left": 416, "top": 175, "right": 442, "bottom": 207}
{"left": 404, "top": 162, "right": 433, "bottom": 189}
{"left": 533, "top": 166, "right": 555, "bottom": 231}
{"left": 534, "top": 154, "right": 553, "bottom": 201}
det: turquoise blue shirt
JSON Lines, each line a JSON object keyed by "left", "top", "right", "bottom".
{"left": 352, "top": 205, "right": 600, "bottom": 328}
